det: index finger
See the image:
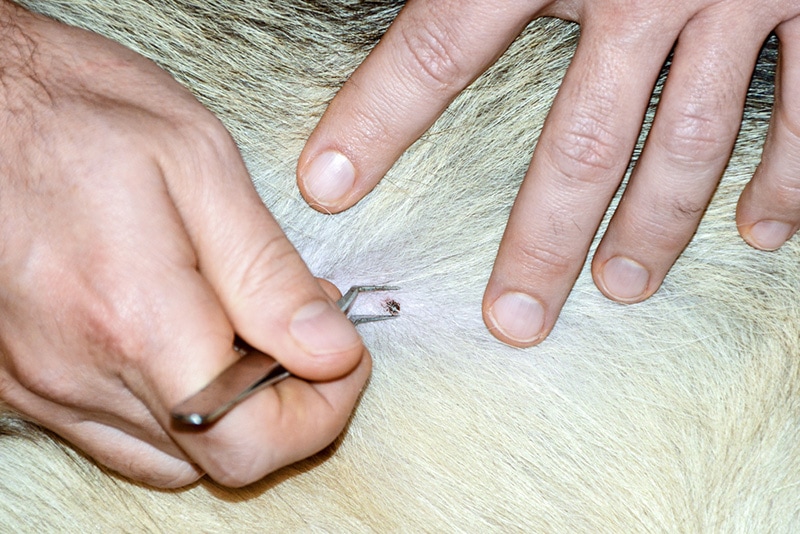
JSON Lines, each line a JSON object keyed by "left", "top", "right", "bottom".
{"left": 297, "top": 0, "right": 536, "bottom": 212}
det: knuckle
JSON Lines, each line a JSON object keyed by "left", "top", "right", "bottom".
{"left": 187, "top": 117, "right": 236, "bottom": 157}
{"left": 774, "top": 176, "right": 800, "bottom": 197}
{"left": 640, "top": 224, "right": 689, "bottom": 255}
{"left": 230, "top": 233, "right": 301, "bottom": 304}
{"left": 764, "top": 177, "right": 800, "bottom": 212}
{"left": 8, "top": 272, "right": 163, "bottom": 401}
{"left": 173, "top": 111, "right": 238, "bottom": 166}
{"left": 656, "top": 106, "right": 731, "bottom": 168}
{"left": 75, "top": 275, "right": 161, "bottom": 370}
{"left": 397, "top": 17, "right": 468, "bottom": 92}
{"left": 546, "top": 115, "right": 623, "bottom": 184}
{"left": 669, "top": 196, "right": 707, "bottom": 222}
{"left": 88, "top": 433, "right": 203, "bottom": 488}
{"left": 512, "top": 239, "right": 577, "bottom": 280}
{"left": 215, "top": 466, "right": 264, "bottom": 489}
{"left": 81, "top": 301, "right": 149, "bottom": 366}
{"left": 202, "top": 444, "right": 273, "bottom": 488}
{"left": 0, "top": 252, "right": 160, "bottom": 399}
{"left": 625, "top": 206, "right": 698, "bottom": 253}
{"left": 349, "top": 102, "right": 403, "bottom": 152}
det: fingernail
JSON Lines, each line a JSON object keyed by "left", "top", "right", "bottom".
{"left": 487, "top": 292, "right": 545, "bottom": 344}
{"left": 290, "top": 300, "right": 361, "bottom": 356}
{"left": 747, "top": 220, "right": 793, "bottom": 251}
{"left": 601, "top": 256, "right": 649, "bottom": 302}
{"left": 301, "top": 150, "right": 355, "bottom": 206}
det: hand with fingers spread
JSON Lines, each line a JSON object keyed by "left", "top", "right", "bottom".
{"left": 0, "top": 3, "right": 370, "bottom": 488}
{"left": 298, "top": 0, "right": 800, "bottom": 347}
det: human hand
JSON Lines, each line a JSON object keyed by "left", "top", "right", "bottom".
{"left": 297, "top": 0, "right": 800, "bottom": 346}
{"left": 0, "top": 3, "right": 369, "bottom": 488}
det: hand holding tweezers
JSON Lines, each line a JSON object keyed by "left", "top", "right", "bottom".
{"left": 171, "top": 285, "right": 398, "bottom": 426}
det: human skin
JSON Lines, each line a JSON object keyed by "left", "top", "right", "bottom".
{"left": 0, "top": 1, "right": 370, "bottom": 488}
{"left": 297, "top": 0, "right": 800, "bottom": 347}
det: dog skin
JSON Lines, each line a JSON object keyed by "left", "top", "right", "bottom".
{"left": 1, "top": 0, "right": 799, "bottom": 531}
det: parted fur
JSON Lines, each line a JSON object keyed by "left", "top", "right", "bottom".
{"left": 1, "top": 1, "right": 798, "bottom": 531}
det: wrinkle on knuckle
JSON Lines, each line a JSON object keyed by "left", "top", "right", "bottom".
{"left": 229, "top": 233, "right": 300, "bottom": 304}
{"left": 199, "top": 125, "right": 237, "bottom": 167}
{"left": 172, "top": 113, "right": 239, "bottom": 173}
{"left": 626, "top": 207, "right": 697, "bottom": 252}
{"left": 656, "top": 105, "right": 732, "bottom": 168}
{"left": 396, "top": 16, "right": 468, "bottom": 94}
{"left": 512, "top": 239, "right": 577, "bottom": 279}
{"left": 546, "top": 114, "right": 624, "bottom": 184}
{"left": 641, "top": 224, "right": 688, "bottom": 254}
{"left": 195, "top": 117, "right": 235, "bottom": 154}
{"left": 165, "top": 472, "right": 203, "bottom": 489}
{"left": 764, "top": 177, "right": 800, "bottom": 212}
{"left": 202, "top": 441, "right": 274, "bottom": 488}
{"left": 84, "top": 305, "right": 139, "bottom": 359}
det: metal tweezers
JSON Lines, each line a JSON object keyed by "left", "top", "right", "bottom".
{"left": 171, "top": 285, "right": 398, "bottom": 426}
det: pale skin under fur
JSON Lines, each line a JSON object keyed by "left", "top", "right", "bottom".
{"left": 1, "top": 1, "right": 798, "bottom": 531}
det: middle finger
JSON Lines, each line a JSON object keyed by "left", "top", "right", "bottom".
{"left": 484, "top": 15, "right": 680, "bottom": 346}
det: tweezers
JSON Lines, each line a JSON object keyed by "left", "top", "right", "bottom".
{"left": 171, "top": 285, "right": 399, "bottom": 426}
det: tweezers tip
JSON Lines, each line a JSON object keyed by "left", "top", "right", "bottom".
{"left": 172, "top": 412, "right": 206, "bottom": 426}
{"left": 350, "top": 314, "right": 400, "bottom": 325}
{"left": 344, "top": 285, "right": 400, "bottom": 292}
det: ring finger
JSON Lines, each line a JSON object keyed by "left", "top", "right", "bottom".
{"left": 593, "top": 8, "right": 772, "bottom": 302}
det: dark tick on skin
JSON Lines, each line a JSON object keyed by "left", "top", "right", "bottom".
{"left": 384, "top": 299, "right": 401, "bottom": 316}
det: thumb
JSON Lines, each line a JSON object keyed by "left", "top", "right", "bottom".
{"left": 164, "top": 122, "right": 364, "bottom": 381}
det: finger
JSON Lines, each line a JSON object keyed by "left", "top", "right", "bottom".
{"left": 53, "top": 419, "right": 202, "bottom": 489}
{"left": 483, "top": 19, "right": 679, "bottom": 347}
{"left": 61, "top": 420, "right": 203, "bottom": 488}
{"left": 160, "top": 119, "right": 363, "bottom": 382}
{"left": 174, "top": 346, "right": 372, "bottom": 487}
{"left": 297, "top": 0, "right": 537, "bottom": 212}
{"left": 0, "top": 377, "right": 201, "bottom": 488}
{"left": 738, "top": 17, "right": 800, "bottom": 250}
{"left": 594, "top": 10, "right": 770, "bottom": 302}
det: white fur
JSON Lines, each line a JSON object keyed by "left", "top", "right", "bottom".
{"left": 2, "top": 1, "right": 799, "bottom": 531}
